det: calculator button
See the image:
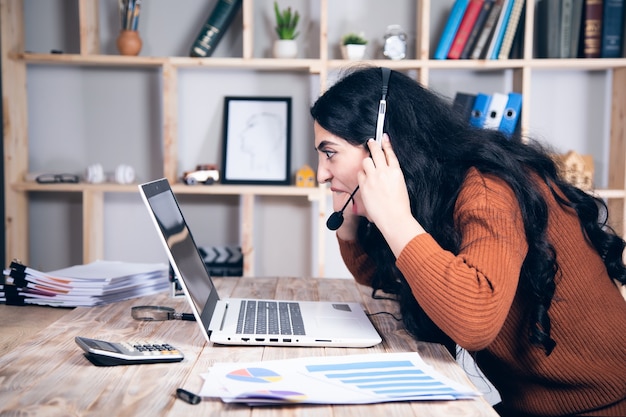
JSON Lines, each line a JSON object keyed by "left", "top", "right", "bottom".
{"left": 120, "top": 342, "right": 135, "bottom": 351}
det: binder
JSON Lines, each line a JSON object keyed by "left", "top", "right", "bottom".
{"left": 498, "top": 92, "right": 523, "bottom": 136}
{"left": 452, "top": 92, "right": 477, "bottom": 122}
{"left": 434, "top": 0, "right": 471, "bottom": 59}
{"left": 469, "top": 93, "right": 492, "bottom": 127}
{"left": 483, "top": 92, "right": 509, "bottom": 129}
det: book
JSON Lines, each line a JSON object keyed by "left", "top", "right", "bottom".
{"left": 469, "top": 93, "right": 492, "bottom": 127}
{"left": 536, "top": 0, "right": 562, "bottom": 58}
{"left": 498, "top": 92, "right": 523, "bottom": 136}
{"left": 434, "top": 0, "right": 471, "bottom": 59}
{"left": 583, "top": 0, "right": 604, "bottom": 58}
{"left": 461, "top": 0, "right": 496, "bottom": 59}
{"left": 448, "top": 0, "right": 486, "bottom": 59}
{"left": 486, "top": 0, "right": 515, "bottom": 59}
{"left": 497, "top": 0, "right": 526, "bottom": 59}
{"left": 508, "top": 4, "right": 526, "bottom": 58}
{"left": 190, "top": 0, "right": 242, "bottom": 58}
{"left": 483, "top": 92, "right": 509, "bottom": 129}
{"left": 452, "top": 92, "right": 477, "bottom": 121}
{"left": 569, "top": 0, "right": 585, "bottom": 57}
{"left": 536, "top": 0, "right": 548, "bottom": 57}
{"left": 547, "top": 0, "right": 562, "bottom": 58}
{"left": 600, "top": 0, "right": 625, "bottom": 57}
{"left": 470, "top": 0, "right": 505, "bottom": 58}
{"left": 561, "top": 0, "right": 574, "bottom": 58}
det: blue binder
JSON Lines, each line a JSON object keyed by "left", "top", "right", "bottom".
{"left": 483, "top": 92, "right": 509, "bottom": 130}
{"left": 498, "top": 92, "right": 522, "bottom": 136}
{"left": 469, "top": 93, "right": 492, "bottom": 127}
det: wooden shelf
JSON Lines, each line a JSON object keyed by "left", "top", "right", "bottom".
{"left": 12, "top": 181, "right": 325, "bottom": 198}
{"left": 22, "top": 52, "right": 626, "bottom": 71}
{"left": 21, "top": 52, "right": 324, "bottom": 72}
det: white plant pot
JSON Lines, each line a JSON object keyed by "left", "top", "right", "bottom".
{"left": 341, "top": 44, "right": 367, "bottom": 60}
{"left": 273, "top": 39, "right": 298, "bottom": 59}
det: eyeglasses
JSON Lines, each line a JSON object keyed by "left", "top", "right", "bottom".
{"left": 35, "top": 173, "right": 80, "bottom": 184}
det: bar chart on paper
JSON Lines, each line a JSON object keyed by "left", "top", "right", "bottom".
{"left": 306, "top": 359, "right": 465, "bottom": 399}
{"left": 200, "top": 352, "right": 481, "bottom": 405}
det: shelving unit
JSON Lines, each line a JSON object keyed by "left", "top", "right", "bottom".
{"left": 2, "top": 0, "right": 625, "bottom": 276}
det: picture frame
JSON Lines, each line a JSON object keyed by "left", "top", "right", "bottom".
{"left": 221, "top": 96, "right": 292, "bottom": 185}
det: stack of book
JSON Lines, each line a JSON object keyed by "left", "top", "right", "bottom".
{"left": 1, "top": 260, "right": 169, "bottom": 307}
{"left": 537, "top": 0, "right": 625, "bottom": 58}
{"left": 435, "top": 0, "right": 625, "bottom": 60}
{"left": 435, "top": 0, "right": 526, "bottom": 60}
{"left": 453, "top": 91, "right": 523, "bottom": 136}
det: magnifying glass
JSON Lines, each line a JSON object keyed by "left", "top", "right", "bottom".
{"left": 131, "top": 305, "right": 196, "bottom": 321}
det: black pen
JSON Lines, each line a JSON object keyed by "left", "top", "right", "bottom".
{"left": 176, "top": 388, "right": 201, "bottom": 405}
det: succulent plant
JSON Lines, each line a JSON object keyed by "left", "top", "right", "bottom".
{"left": 342, "top": 32, "right": 368, "bottom": 45}
{"left": 274, "top": 2, "right": 300, "bottom": 40}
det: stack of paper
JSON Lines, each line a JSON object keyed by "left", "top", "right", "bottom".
{"left": 199, "top": 352, "right": 481, "bottom": 405}
{"left": 2, "top": 260, "right": 169, "bottom": 307}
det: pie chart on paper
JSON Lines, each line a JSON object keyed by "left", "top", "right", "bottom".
{"left": 226, "top": 367, "right": 283, "bottom": 383}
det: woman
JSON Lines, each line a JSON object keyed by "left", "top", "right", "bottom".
{"left": 310, "top": 66, "right": 626, "bottom": 417}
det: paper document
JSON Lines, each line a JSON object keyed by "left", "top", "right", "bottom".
{"left": 199, "top": 351, "right": 481, "bottom": 405}
{"left": 2, "top": 260, "right": 169, "bottom": 307}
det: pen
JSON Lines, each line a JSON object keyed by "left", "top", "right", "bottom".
{"left": 176, "top": 388, "right": 201, "bottom": 405}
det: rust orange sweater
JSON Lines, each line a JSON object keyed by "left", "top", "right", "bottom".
{"left": 338, "top": 169, "right": 626, "bottom": 416}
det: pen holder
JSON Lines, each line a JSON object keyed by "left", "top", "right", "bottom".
{"left": 116, "top": 30, "right": 142, "bottom": 56}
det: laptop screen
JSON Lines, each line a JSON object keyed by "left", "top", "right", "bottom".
{"left": 140, "top": 179, "right": 219, "bottom": 325}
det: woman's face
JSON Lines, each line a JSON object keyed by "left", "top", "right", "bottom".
{"left": 314, "top": 121, "right": 370, "bottom": 216}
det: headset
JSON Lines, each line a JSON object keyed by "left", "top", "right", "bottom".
{"left": 326, "top": 67, "right": 391, "bottom": 231}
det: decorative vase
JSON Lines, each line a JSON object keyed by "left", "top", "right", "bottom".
{"left": 341, "top": 44, "right": 367, "bottom": 60}
{"left": 116, "top": 30, "right": 142, "bottom": 56}
{"left": 273, "top": 39, "right": 298, "bottom": 59}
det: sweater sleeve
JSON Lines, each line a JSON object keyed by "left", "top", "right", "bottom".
{"left": 337, "top": 237, "right": 376, "bottom": 287}
{"left": 397, "top": 171, "right": 528, "bottom": 350}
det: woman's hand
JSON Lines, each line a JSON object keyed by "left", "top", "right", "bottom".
{"left": 359, "top": 135, "right": 426, "bottom": 256}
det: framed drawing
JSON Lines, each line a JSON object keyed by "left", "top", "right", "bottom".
{"left": 221, "top": 96, "right": 292, "bottom": 185}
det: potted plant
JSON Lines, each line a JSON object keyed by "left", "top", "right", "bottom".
{"left": 273, "top": 1, "right": 300, "bottom": 58}
{"left": 341, "top": 32, "right": 368, "bottom": 60}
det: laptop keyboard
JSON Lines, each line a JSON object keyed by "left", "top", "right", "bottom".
{"left": 236, "top": 300, "right": 306, "bottom": 335}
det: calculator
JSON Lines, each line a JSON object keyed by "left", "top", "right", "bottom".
{"left": 75, "top": 336, "right": 184, "bottom": 366}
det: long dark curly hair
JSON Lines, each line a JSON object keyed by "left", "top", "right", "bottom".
{"left": 310, "top": 66, "right": 626, "bottom": 356}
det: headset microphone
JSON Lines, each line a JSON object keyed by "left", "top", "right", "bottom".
{"left": 326, "top": 186, "right": 360, "bottom": 231}
{"left": 325, "top": 67, "right": 390, "bottom": 231}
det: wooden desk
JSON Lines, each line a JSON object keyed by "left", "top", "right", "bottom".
{"left": 0, "top": 277, "right": 498, "bottom": 416}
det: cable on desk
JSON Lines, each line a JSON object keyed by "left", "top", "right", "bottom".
{"left": 367, "top": 311, "right": 402, "bottom": 322}
{"left": 366, "top": 288, "right": 402, "bottom": 321}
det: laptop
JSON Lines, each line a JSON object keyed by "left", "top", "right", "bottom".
{"left": 139, "top": 178, "right": 382, "bottom": 348}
